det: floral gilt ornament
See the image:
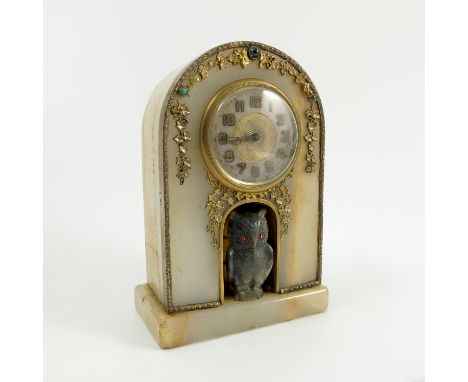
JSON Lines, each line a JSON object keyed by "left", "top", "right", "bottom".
{"left": 171, "top": 47, "right": 320, "bottom": 184}
{"left": 305, "top": 109, "right": 319, "bottom": 172}
{"left": 169, "top": 101, "right": 191, "bottom": 185}
{"left": 205, "top": 172, "right": 292, "bottom": 249}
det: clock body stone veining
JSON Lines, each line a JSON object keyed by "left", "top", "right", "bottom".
{"left": 134, "top": 41, "right": 328, "bottom": 348}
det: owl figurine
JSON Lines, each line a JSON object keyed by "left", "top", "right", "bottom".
{"left": 227, "top": 208, "right": 274, "bottom": 301}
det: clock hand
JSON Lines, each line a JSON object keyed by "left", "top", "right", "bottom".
{"left": 226, "top": 133, "right": 260, "bottom": 144}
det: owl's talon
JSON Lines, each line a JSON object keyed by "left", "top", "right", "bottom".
{"left": 253, "top": 287, "right": 263, "bottom": 298}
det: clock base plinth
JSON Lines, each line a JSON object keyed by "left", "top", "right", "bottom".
{"left": 134, "top": 283, "right": 328, "bottom": 349}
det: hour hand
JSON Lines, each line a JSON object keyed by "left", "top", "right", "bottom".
{"left": 226, "top": 133, "right": 260, "bottom": 144}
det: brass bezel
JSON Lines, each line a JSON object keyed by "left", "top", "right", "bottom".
{"left": 200, "top": 79, "right": 301, "bottom": 193}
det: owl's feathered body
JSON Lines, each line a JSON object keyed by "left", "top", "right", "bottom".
{"left": 227, "top": 208, "right": 274, "bottom": 301}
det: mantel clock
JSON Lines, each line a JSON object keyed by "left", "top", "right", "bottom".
{"left": 134, "top": 41, "right": 328, "bottom": 348}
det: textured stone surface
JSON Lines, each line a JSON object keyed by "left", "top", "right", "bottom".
{"left": 134, "top": 283, "right": 328, "bottom": 349}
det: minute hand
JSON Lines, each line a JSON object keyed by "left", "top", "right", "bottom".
{"left": 226, "top": 133, "right": 260, "bottom": 144}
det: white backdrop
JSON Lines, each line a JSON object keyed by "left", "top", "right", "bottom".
{"left": 44, "top": 0, "right": 424, "bottom": 381}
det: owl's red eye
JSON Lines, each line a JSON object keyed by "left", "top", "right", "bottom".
{"left": 239, "top": 234, "right": 247, "bottom": 243}
{"left": 259, "top": 232, "right": 266, "bottom": 239}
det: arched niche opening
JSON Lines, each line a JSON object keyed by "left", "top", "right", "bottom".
{"left": 221, "top": 201, "right": 280, "bottom": 301}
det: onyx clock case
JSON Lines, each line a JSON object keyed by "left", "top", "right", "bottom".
{"left": 134, "top": 41, "right": 327, "bottom": 348}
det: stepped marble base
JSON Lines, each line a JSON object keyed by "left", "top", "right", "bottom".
{"left": 134, "top": 283, "right": 328, "bottom": 349}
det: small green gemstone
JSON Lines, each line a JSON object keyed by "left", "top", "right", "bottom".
{"left": 178, "top": 86, "right": 189, "bottom": 96}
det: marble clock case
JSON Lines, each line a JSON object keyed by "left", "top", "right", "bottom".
{"left": 134, "top": 41, "right": 328, "bottom": 348}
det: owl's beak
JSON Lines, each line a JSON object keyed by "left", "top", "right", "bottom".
{"left": 252, "top": 236, "right": 258, "bottom": 248}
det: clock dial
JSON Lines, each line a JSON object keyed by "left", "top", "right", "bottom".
{"left": 201, "top": 80, "right": 299, "bottom": 191}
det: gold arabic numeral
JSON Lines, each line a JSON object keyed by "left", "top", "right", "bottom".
{"left": 251, "top": 165, "right": 260, "bottom": 178}
{"left": 218, "top": 132, "right": 227, "bottom": 145}
{"left": 237, "top": 162, "right": 246, "bottom": 174}
{"left": 223, "top": 113, "right": 236, "bottom": 126}
{"left": 276, "top": 113, "right": 285, "bottom": 126}
{"left": 276, "top": 147, "right": 288, "bottom": 159}
{"left": 224, "top": 150, "right": 235, "bottom": 162}
{"left": 280, "top": 130, "right": 290, "bottom": 143}
{"left": 250, "top": 94, "right": 262, "bottom": 109}
{"left": 235, "top": 99, "right": 245, "bottom": 113}
{"left": 265, "top": 160, "right": 274, "bottom": 173}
